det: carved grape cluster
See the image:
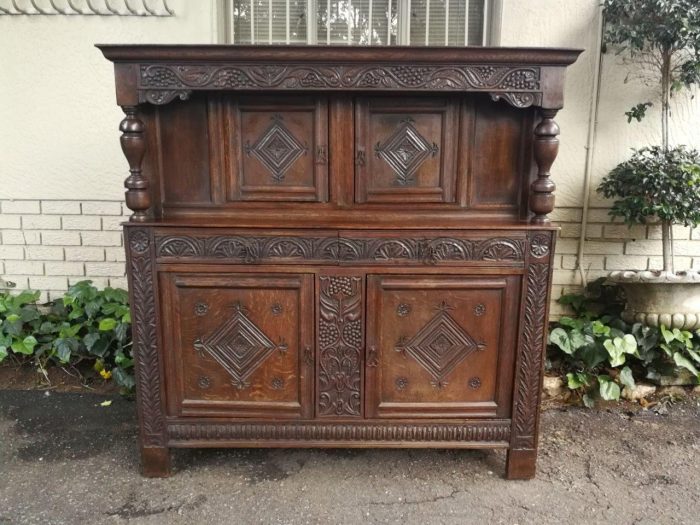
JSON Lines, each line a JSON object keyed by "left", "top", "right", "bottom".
{"left": 141, "top": 66, "right": 181, "bottom": 88}
{"left": 319, "top": 320, "right": 339, "bottom": 348}
{"left": 343, "top": 320, "right": 362, "bottom": 348}
{"left": 393, "top": 66, "right": 433, "bottom": 86}
{"left": 502, "top": 70, "right": 538, "bottom": 90}
{"left": 327, "top": 277, "right": 354, "bottom": 296}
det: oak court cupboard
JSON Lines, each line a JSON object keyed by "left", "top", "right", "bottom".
{"left": 99, "top": 45, "right": 581, "bottom": 479}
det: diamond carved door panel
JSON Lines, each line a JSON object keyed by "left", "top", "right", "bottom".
{"left": 228, "top": 96, "right": 328, "bottom": 202}
{"left": 160, "top": 271, "right": 314, "bottom": 419}
{"left": 365, "top": 274, "right": 520, "bottom": 418}
{"left": 355, "top": 97, "right": 458, "bottom": 203}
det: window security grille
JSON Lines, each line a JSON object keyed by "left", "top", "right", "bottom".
{"left": 226, "top": 0, "right": 488, "bottom": 46}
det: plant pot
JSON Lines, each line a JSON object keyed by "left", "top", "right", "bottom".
{"left": 608, "top": 270, "right": 700, "bottom": 330}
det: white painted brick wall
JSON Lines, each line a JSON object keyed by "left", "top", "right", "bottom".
{"left": 0, "top": 200, "right": 126, "bottom": 296}
{"left": 3, "top": 201, "right": 700, "bottom": 320}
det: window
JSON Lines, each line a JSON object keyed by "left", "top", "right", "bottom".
{"left": 225, "top": 0, "right": 490, "bottom": 46}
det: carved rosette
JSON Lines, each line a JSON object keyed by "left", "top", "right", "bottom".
{"left": 318, "top": 276, "right": 363, "bottom": 417}
{"left": 125, "top": 228, "right": 165, "bottom": 447}
{"left": 137, "top": 63, "right": 542, "bottom": 108}
{"left": 511, "top": 231, "right": 554, "bottom": 451}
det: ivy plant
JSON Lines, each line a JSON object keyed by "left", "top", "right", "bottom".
{"left": 548, "top": 279, "right": 700, "bottom": 406}
{"left": 0, "top": 281, "right": 134, "bottom": 392}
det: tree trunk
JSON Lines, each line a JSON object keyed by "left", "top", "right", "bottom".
{"left": 661, "top": 51, "right": 671, "bottom": 152}
{"left": 661, "top": 220, "right": 674, "bottom": 274}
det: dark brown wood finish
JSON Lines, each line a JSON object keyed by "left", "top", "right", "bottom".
{"left": 101, "top": 45, "right": 580, "bottom": 479}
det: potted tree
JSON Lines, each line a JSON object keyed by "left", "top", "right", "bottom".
{"left": 597, "top": 0, "right": 700, "bottom": 330}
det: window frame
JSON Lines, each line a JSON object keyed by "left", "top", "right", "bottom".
{"left": 220, "top": 0, "right": 500, "bottom": 46}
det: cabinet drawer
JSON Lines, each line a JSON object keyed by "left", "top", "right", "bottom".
{"left": 365, "top": 274, "right": 519, "bottom": 418}
{"left": 160, "top": 271, "right": 314, "bottom": 418}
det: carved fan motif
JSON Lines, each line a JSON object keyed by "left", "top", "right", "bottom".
{"left": 396, "top": 302, "right": 485, "bottom": 388}
{"left": 375, "top": 118, "right": 438, "bottom": 186}
{"left": 245, "top": 114, "right": 307, "bottom": 183}
{"left": 193, "top": 302, "right": 286, "bottom": 390}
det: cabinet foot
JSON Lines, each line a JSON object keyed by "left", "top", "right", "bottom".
{"left": 141, "top": 447, "right": 171, "bottom": 478}
{"left": 505, "top": 448, "right": 537, "bottom": 480}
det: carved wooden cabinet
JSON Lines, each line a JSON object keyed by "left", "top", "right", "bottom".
{"left": 99, "top": 45, "right": 581, "bottom": 479}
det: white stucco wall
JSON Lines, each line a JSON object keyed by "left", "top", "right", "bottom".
{"left": 0, "top": 0, "right": 217, "bottom": 201}
{"left": 1, "top": 0, "right": 700, "bottom": 309}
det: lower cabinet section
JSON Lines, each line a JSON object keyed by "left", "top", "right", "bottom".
{"left": 160, "top": 272, "right": 314, "bottom": 418}
{"left": 159, "top": 267, "right": 521, "bottom": 422}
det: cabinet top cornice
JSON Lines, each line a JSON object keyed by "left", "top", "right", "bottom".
{"left": 98, "top": 45, "right": 582, "bottom": 109}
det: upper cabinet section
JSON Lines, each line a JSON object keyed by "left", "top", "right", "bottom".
{"left": 100, "top": 46, "right": 582, "bottom": 225}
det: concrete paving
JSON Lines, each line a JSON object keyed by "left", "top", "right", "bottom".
{"left": 0, "top": 390, "right": 698, "bottom": 525}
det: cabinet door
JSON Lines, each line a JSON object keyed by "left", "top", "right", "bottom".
{"left": 365, "top": 274, "right": 519, "bottom": 418}
{"left": 355, "top": 97, "right": 458, "bottom": 203}
{"left": 160, "top": 272, "right": 314, "bottom": 418}
{"left": 228, "top": 96, "right": 328, "bottom": 202}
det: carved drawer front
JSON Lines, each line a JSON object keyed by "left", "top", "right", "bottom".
{"left": 160, "top": 272, "right": 314, "bottom": 419}
{"left": 355, "top": 97, "right": 458, "bottom": 204}
{"left": 365, "top": 275, "right": 520, "bottom": 418}
{"left": 228, "top": 96, "right": 328, "bottom": 202}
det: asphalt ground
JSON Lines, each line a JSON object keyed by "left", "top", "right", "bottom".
{"left": 1, "top": 390, "right": 698, "bottom": 525}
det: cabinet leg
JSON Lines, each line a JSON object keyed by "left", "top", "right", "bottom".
{"left": 141, "top": 446, "right": 171, "bottom": 478}
{"left": 505, "top": 448, "right": 537, "bottom": 480}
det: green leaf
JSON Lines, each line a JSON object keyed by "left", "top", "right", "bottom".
{"left": 550, "top": 328, "right": 575, "bottom": 355}
{"left": 619, "top": 366, "right": 636, "bottom": 390}
{"left": 582, "top": 394, "right": 595, "bottom": 408}
{"left": 603, "top": 338, "right": 626, "bottom": 367}
{"left": 98, "top": 318, "right": 117, "bottom": 331}
{"left": 0, "top": 346, "right": 8, "bottom": 362}
{"left": 661, "top": 325, "right": 675, "bottom": 344}
{"left": 598, "top": 375, "right": 621, "bottom": 401}
{"left": 83, "top": 332, "right": 100, "bottom": 351}
{"left": 566, "top": 372, "right": 590, "bottom": 389}
{"left": 11, "top": 335, "right": 37, "bottom": 355}
{"left": 686, "top": 347, "right": 700, "bottom": 364}
{"left": 620, "top": 334, "right": 638, "bottom": 354}
{"left": 673, "top": 352, "right": 700, "bottom": 377}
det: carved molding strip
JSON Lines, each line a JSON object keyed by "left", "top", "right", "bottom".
{"left": 511, "top": 232, "right": 552, "bottom": 450}
{"left": 318, "top": 276, "right": 363, "bottom": 417}
{"left": 168, "top": 421, "right": 511, "bottom": 443}
{"left": 0, "top": 0, "right": 174, "bottom": 16}
{"left": 137, "top": 64, "right": 542, "bottom": 107}
{"left": 126, "top": 228, "right": 165, "bottom": 447}
{"left": 155, "top": 234, "right": 526, "bottom": 264}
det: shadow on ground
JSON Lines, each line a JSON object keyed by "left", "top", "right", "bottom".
{"left": 1, "top": 390, "right": 698, "bottom": 524}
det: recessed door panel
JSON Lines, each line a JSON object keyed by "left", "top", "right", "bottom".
{"left": 160, "top": 272, "right": 314, "bottom": 418}
{"left": 366, "top": 274, "right": 519, "bottom": 418}
{"left": 355, "top": 97, "right": 458, "bottom": 203}
{"left": 228, "top": 96, "right": 328, "bottom": 202}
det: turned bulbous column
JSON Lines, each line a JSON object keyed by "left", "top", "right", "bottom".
{"left": 530, "top": 109, "right": 560, "bottom": 225}
{"left": 119, "top": 106, "right": 150, "bottom": 222}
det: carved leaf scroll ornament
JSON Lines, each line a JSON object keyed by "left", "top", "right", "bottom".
{"left": 138, "top": 64, "right": 542, "bottom": 108}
